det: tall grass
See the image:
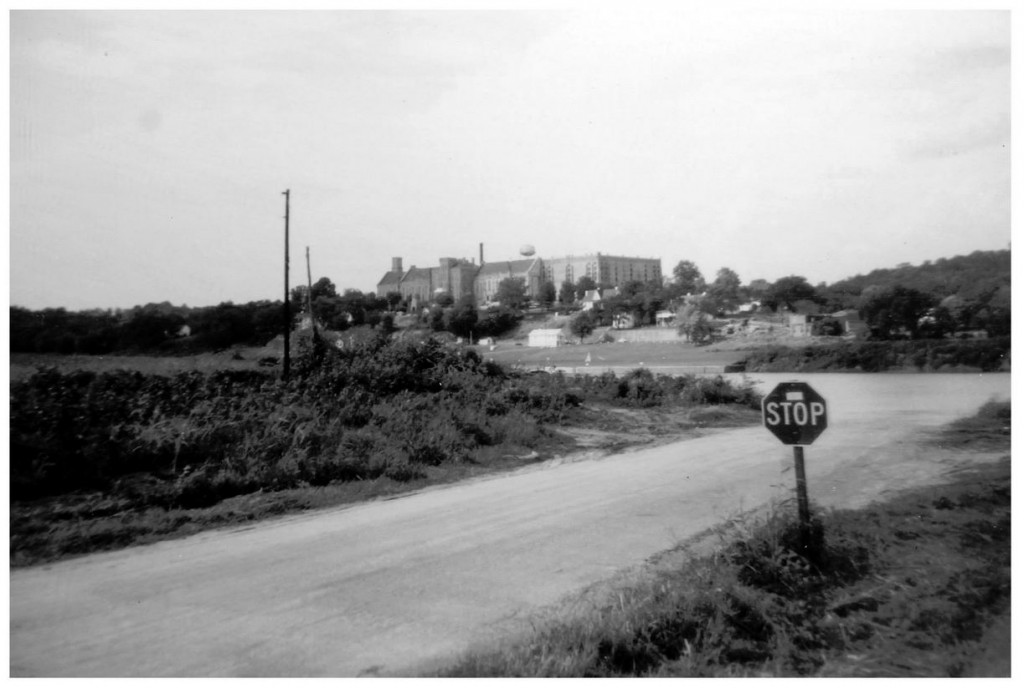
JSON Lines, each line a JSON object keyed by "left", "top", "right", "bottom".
{"left": 445, "top": 503, "right": 874, "bottom": 677}
{"left": 10, "top": 336, "right": 760, "bottom": 513}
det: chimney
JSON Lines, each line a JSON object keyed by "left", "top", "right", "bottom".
{"left": 479, "top": 243, "right": 484, "bottom": 266}
{"left": 392, "top": 257, "right": 403, "bottom": 273}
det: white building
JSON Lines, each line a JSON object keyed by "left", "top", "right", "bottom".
{"left": 528, "top": 328, "right": 566, "bottom": 348}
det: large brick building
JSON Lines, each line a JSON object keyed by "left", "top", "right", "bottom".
{"left": 376, "top": 251, "right": 661, "bottom": 308}
{"left": 541, "top": 253, "right": 662, "bottom": 288}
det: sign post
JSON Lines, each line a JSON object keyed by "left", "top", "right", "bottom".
{"left": 762, "top": 381, "right": 828, "bottom": 554}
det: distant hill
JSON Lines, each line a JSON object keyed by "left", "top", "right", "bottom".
{"left": 825, "top": 249, "right": 1010, "bottom": 304}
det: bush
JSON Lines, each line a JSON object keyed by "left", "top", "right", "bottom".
{"left": 9, "top": 337, "right": 762, "bottom": 511}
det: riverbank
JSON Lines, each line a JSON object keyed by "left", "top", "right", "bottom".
{"left": 477, "top": 336, "right": 1009, "bottom": 375}
{"left": 738, "top": 337, "right": 1010, "bottom": 373}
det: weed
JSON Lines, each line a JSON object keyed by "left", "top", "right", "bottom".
{"left": 439, "top": 452, "right": 1010, "bottom": 677}
{"left": 10, "top": 337, "right": 761, "bottom": 563}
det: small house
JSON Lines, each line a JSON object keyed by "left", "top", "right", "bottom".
{"left": 831, "top": 310, "right": 869, "bottom": 338}
{"left": 528, "top": 328, "right": 566, "bottom": 348}
{"left": 580, "top": 289, "right": 602, "bottom": 311}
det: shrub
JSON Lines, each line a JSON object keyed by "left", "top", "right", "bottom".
{"left": 9, "top": 337, "right": 762, "bottom": 511}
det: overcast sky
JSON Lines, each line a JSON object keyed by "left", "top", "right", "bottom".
{"left": 8, "top": 7, "right": 1012, "bottom": 310}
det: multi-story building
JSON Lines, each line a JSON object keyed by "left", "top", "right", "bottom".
{"left": 376, "top": 251, "right": 661, "bottom": 307}
{"left": 376, "top": 256, "right": 478, "bottom": 308}
{"left": 541, "top": 253, "right": 662, "bottom": 289}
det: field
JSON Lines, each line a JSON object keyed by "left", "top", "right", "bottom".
{"left": 477, "top": 340, "right": 752, "bottom": 373}
{"left": 9, "top": 349, "right": 270, "bottom": 382}
{"left": 9, "top": 339, "right": 762, "bottom": 565}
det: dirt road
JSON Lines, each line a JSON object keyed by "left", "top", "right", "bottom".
{"left": 9, "top": 373, "right": 1010, "bottom": 677}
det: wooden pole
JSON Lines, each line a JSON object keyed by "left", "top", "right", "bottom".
{"left": 282, "top": 189, "right": 291, "bottom": 380}
{"left": 306, "top": 246, "right": 316, "bottom": 339}
{"left": 793, "top": 445, "right": 812, "bottom": 552}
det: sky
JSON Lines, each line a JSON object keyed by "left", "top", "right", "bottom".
{"left": 7, "top": 5, "right": 1013, "bottom": 311}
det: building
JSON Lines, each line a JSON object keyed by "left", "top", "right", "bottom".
{"left": 831, "top": 310, "right": 869, "bottom": 338}
{"left": 527, "top": 328, "right": 566, "bottom": 348}
{"left": 541, "top": 253, "right": 662, "bottom": 293}
{"left": 376, "top": 250, "right": 662, "bottom": 308}
{"left": 474, "top": 258, "right": 543, "bottom": 305}
{"left": 376, "top": 256, "right": 479, "bottom": 309}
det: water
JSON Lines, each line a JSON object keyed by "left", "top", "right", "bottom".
{"left": 724, "top": 372, "right": 1011, "bottom": 428}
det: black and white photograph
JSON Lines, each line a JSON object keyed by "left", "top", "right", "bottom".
{"left": 7, "top": 3, "right": 1013, "bottom": 678}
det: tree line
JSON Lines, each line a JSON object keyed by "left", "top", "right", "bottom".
{"left": 10, "top": 250, "right": 1010, "bottom": 355}
{"left": 664, "top": 249, "right": 1010, "bottom": 341}
{"left": 10, "top": 278, "right": 397, "bottom": 355}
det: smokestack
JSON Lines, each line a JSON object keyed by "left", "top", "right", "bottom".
{"left": 479, "top": 243, "right": 484, "bottom": 266}
{"left": 392, "top": 257, "right": 403, "bottom": 273}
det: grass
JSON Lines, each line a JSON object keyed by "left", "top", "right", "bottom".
{"left": 8, "top": 453, "right": 542, "bottom": 566}
{"left": 8, "top": 349, "right": 269, "bottom": 382}
{"left": 437, "top": 401, "right": 1011, "bottom": 677}
{"left": 9, "top": 378, "right": 759, "bottom": 568}
{"left": 477, "top": 340, "right": 752, "bottom": 371}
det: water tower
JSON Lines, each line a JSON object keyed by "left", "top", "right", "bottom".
{"left": 520, "top": 244, "right": 535, "bottom": 257}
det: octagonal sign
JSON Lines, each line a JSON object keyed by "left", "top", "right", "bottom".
{"left": 762, "top": 381, "right": 828, "bottom": 446}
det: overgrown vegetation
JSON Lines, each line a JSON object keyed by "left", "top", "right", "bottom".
{"left": 9, "top": 336, "right": 760, "bottom": 564}
{"left": 741, "top": 337, "right": 1010, "bottom": 373}
{"left": 440, "top": 401, "right": 1010, "bottom": 677}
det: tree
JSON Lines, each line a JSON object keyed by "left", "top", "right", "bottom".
{"left": 744, "top": 278, "right": 770, "bottom": 301}
{"left": 575, "top": 276, "right": 598, "bottom": 301}
{"left": 569, "top": 311, "right": 596, "bottom": 342}
{"left": 384, "top": 291, "right": 403, "bottom": 312}
{"left": 292, "top": 277, "right": 338, "bottom": 309}
{"left": 311, "top": 295, "right": 350, "bottom": 331}
{"left": 558, "top": 280, "right": 576, "bottom": 305}
{"left": 705, "top": 267, "right": 742, "bottom": 314}
{"left": 433, "top": 291, "right": 454, "bottom": 308}
{"left": 427, "top": 305, "right": 446, "bottom": 332}
{"left": 762, "top": 276, "right": 822, "bottom": 312}
{"left": 445, "top": 296, "right": 478, "bottom": 338}
{"left": 675, "top": 298, "right": 716, "bottom": 346}
{"left": 476, "top": 306, "right": 522, "bottom": 337}
{"left": 310, "top": 277, "right": 338, "bottom": 301}
{"left": 538, "top": 281, "right": 557, "bottom": 308}
{"left": 494, "top": 277, "right": 528, "bottom": 310}
{"left": 676, "top": 297, "right": 715, "bottom": 344}
{"left": 916, "top": 306, "right": 956, "bottom": 340}
{"left": 861, "top": 285, "right": 937, "bottom": 339}
{"left": 671, "top": 260, "right": 706, "bottom": 295}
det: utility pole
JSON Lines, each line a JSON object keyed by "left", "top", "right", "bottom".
{"left": 282, "top": 189, "right": 291, "bottom": 380}
{"left": 306, "top": 245, "right": 317, "bottom": 339}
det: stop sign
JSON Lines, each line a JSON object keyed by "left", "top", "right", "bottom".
{"left": 762, "top": 381, "right": 828, "bottom": 445}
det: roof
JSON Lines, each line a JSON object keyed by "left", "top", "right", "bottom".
{"left": 403, "top": 267, "right": 433, "bottom": 280}
{"left": 376, "top": 270, "right": 404, "bottom": 287}
{"left": 477, "top": 258, "right": 538, "bottom": 276}
{"left": 529, "top": 329, "right": 565, "bottom": 336}
{"left": 581, "top": 289, "right": 602, "bottom": 302}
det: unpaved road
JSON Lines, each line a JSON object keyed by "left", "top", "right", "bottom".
{"left": 9, "top": 373, "right": 1010, "bottom": 677}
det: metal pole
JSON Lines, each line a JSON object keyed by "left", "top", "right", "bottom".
{"left": 282, "top": 189, "right": 291, "bottom": 380}
{"left": 793, "top": 445, "right": 811, "bottom": 550}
